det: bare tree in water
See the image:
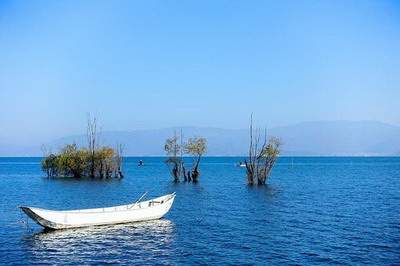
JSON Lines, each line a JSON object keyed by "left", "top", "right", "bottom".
{"left": 245, "top": 115, "right": 281, "bottom": 185}
{"left": 114, "top": 143, "right": 124, "bottom": 178}
{"left": 87, "top": 114, "right": 98, "bottom": 178}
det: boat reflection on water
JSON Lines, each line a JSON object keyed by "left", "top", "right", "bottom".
{"left": 23, "top": 219, "right": 176, "bottom": 264}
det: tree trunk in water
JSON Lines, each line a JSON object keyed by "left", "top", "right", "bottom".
{"left": 182, "top": 165, "right": 188, "bottom": 182}
{"left": 72, "top": 170, "right": 81, "bottom": 179}
{"left": 245, "top": 160, "right": 254, "bottom": 185}
{"left": 190, "top": 156, "right": 201, "bottom": 182}
{"left": 172, "top": 163, "right": 179, "bottom": 182}
{"left": 191, "top": 156, "right": 201, "bottom": 182}
{"left": 191, "top": 169, "right": 199, "bottom": 183}
{"left": 90, "top": 156, "right": 95, "bottom": 178}
{"left": 99, "top": 161, "right": 104, "bottom": 179}
{"left": 105, "top": 166, "right": 111, "bottom": 178}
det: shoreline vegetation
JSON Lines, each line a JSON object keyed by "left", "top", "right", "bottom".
{"left": 41, "top": 116, "right": 124, "bottom": 179}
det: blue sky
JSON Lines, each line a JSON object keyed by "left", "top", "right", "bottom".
{"left": 0, "top": 0, "right": 399, "bottom": 144}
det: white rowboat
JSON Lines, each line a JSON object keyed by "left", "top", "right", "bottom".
{"left": 20, "top": 193, "right": 176, "bottom": 230}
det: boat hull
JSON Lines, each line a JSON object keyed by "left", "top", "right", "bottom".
{"left": 20, "top": 193, "right": 175, "bottom": 230}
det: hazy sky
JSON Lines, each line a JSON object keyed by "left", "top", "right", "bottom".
{"left": 0, "top": 0, "right": 399, "bottom": 144}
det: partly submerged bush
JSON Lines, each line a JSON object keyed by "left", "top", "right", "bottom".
{"left": 245, "top": 116, "right": 282, "bottom": 185}
{"left": 164, "top": 132, "right": 207, "bottom": 183}
{"left": 41, "top": 144, "right": 123, "bottom": 178}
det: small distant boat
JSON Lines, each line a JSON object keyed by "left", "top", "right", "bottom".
{"left": 19, "top": 193, "right": 176, "bottom": 230}
{"left": 237, "top": 162, "right": 246, "bottom": 167}
{"left": 138, "top": 160, "right": 144, "bottom": 166}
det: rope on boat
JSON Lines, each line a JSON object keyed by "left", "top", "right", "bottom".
{"left": 18, "top": 208, "right": 32, "bottom": 231}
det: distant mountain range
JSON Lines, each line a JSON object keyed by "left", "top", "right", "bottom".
{"left": 2, "top": 121, "right": 400, "bottom": 156}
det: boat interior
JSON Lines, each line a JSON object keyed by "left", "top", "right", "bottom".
{"left": 30, "top": 193, "right": 175, "bottom": 214}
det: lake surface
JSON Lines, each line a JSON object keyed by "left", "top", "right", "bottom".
{"left": 0, "top": 157, "right": 399, "bottom": 265}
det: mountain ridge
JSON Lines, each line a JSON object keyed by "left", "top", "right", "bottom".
{"left": 1, "top": 121, "right": 400, "bottom": 156}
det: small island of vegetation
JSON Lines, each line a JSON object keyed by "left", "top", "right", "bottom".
{"left": 41, "top": 116, "right": 124, "bottom": 179}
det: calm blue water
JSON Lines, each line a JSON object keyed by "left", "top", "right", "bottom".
{"left": 0, "top": 157, "right": 399, "bottom": 265}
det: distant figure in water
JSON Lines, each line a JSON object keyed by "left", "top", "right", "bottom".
{"left": 138, "top": 160, "right": 144, "bottom": 166}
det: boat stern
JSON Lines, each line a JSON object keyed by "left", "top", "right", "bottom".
{"left": 19, "top": 206, "right": 60, "bottom": 229}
